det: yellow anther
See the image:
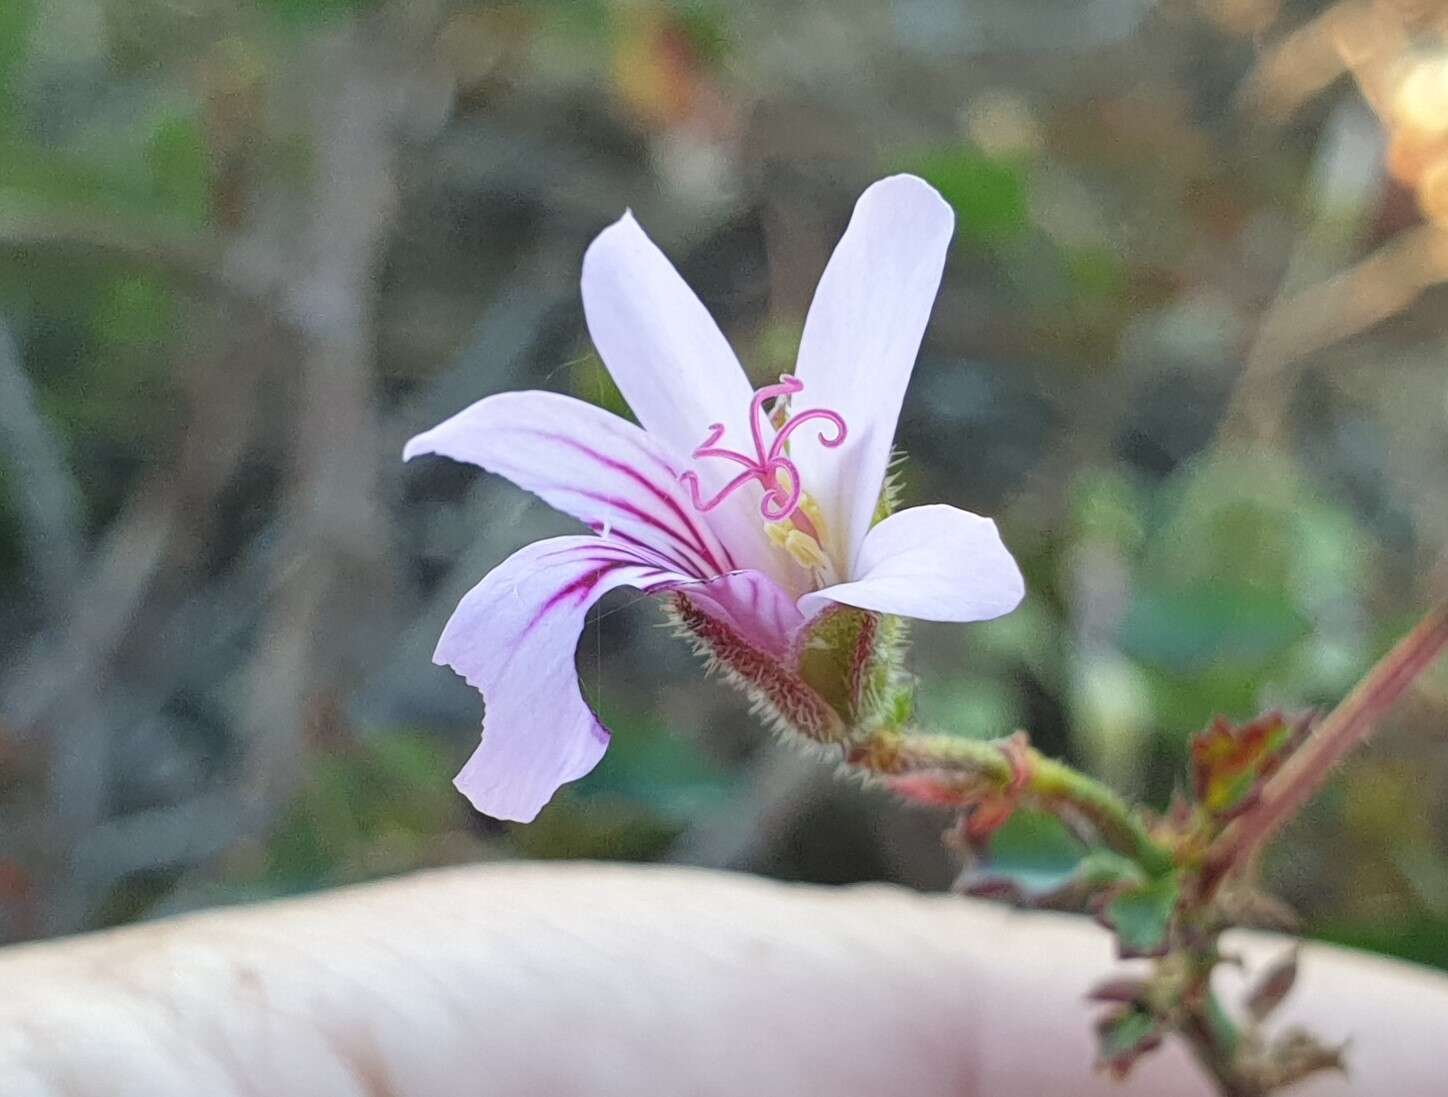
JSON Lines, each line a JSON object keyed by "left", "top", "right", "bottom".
{"left": 765, "top": 491, "right": 834, "bottom": 574}
{"left": 782, "top": 529, "right": 831, "bottom": 571}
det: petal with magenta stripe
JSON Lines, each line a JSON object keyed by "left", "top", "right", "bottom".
{"left": 439, "top": 535, "right": 692, "bottom": 822}
{"left": 405, "top": 390, "right": 733, "bottom": 579}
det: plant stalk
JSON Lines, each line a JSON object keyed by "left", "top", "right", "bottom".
{"left": 849, "top": 727, "right": 1174, "bottom": 876}
{"left": 1208, "top": 602, "right": 1448, "bottom": 878}
{"left": 1178, "top": 984, "right": 1262, "bottom": 1097}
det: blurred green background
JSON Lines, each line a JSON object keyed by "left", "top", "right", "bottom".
{"left": 2, "top": 0, "right": 1447, "bottom": 972}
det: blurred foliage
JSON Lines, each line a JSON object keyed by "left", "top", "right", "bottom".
{"left": 264, "top": 733, "right": 476, "bottom": 889}
{"left": 906, "top": 146, "right": 1032, "bottom": 248}
{"left": 1, "top": 0, "right": 1447, "bottom": 977}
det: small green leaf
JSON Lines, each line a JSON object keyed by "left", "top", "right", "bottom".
{"left": 960, "top": 813, "right": 1145, "bottom": 907}
{"left": 960, "top": 809, "right": 1084, "bottom": 902}
{"left": 1102, "top": 873, "right": 1180, "bottom": 957}
{"left": 1095, "top": 1005, "right": 1163, "bottom": 1078}
{"left": 674, "top": 1, "right": 733, "bottom": 64}
{"left": 94, "top": 273, "right": 174, "bottom": 352}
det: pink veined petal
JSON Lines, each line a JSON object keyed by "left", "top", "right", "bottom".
{"left": 580, "top": 211, "right": 785, "bottom": 583}
{"left": 404, "top": 390, "right": 733, "bottom": 578}
{"left": 440, "top": 536, "right": 691, "bottom": 822}
{"left": 798, "top": 504, "right": 1024, "bottom": 624}
{"left": 673, "top": 569, "right": 805, "bottom": 661}
{"left": 791, "top": 175, "right": 955, "bottom": 576}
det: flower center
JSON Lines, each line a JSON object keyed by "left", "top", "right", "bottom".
{"left": 678, "top": 374, "right": 847, "bottom": 566}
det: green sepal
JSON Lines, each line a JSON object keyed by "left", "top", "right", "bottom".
{"left": 871, "top": 448, "right": 906, "bottom": 525}
{"left": 795, "top": 606, "right": 908, "bottom": 726}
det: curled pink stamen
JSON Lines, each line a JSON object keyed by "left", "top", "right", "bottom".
{"left": 767, "top": 408, "right": 847, "bottom": 463}
{"left": 759, "top": 457, "right": 803, "bottom": 521}
{"left": 748, "top": 376, "right": 803, "bottom": 458}
{"left": 679, "top": 467, "right": 756, "bottom": 513}
{"left": 677, "top": 374, "right": 847, "bottom": 525}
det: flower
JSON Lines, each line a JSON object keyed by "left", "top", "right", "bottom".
{"left": 405, "top": 174, "right": 1025, "bottom": 822}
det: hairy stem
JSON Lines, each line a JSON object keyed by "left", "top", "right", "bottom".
{"left": 1030, "top": 753, "right": 1174, "bottom": 876}
{"left": 847, "top": 727, "right": 1174, "bottom": 876}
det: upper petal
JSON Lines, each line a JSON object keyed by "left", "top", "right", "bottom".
{"left": 440, "top": 536, "right": 691, "bottom": 822}
{"left": 580, "top": 212, "right": 784, "bottom": 581}
{"left": 581, "top": 211, "right": 754, "bottom": 463}
{"left": 798, "top": 504, "right": 1024, "bottom": 623}
{"left": 404, "top": 390, "right": 733, "bottom": 578}
{"left": 791, "top": 175, "right": 954, "bottom": 575}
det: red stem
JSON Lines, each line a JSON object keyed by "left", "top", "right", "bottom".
{"left": 1207, "top": 603, "right": 1448, "bottom": 877}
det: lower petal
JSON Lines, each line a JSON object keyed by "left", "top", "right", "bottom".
{"left": 439, "top": 536, "right": 689, "bottom": 822}
{"left": 798, "top": 504, "right": 1024, "bottom": 623}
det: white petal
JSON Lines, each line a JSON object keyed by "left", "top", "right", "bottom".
{"left": 581, "top": 212, "right": 784, "bottom": 581}
{"left": 440, "top": 536, "right": 690, "bottom": 822}
{"left": 404, "top": 390, "right": 734, "bottom": 577}
{"left": 581, "top": 211, "right": 754, "bottom": 463}
{"left": 799, "top": 505, "right": 1024, "bottom": 623}
{"left": 791, "top": 175, "right": 954, "bottom": 574}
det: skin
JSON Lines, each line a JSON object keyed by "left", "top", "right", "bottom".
{"left": 0, "top": 862, "right": 1443, "bottom": 1096}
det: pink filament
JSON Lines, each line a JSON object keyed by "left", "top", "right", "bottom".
{"left": 678, "top": 375, "right": 846, "bottom": 526}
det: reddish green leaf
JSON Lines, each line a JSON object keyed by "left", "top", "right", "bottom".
{"left": 1190, "top": 710, "right": 1309, "bottom": 820}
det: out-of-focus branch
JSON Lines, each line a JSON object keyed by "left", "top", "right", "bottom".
{"left": 0, "top": 482, "right": 178, "bottom": 735}
{"left": 1220, "top": 224, "right": 1448, "bottom": 446}
{"left": 1216, "top": 101, "right": 1390, "bottom": 448}
{"left": 1242, "top": 225, "right": 1448, "bottom": 371}
{"left": 239, "top": 14, "right": 453, "bottom": 816}
{"left": 0, "top": 200, "right": 255, "bottom": 306}
{"left": 0, "top": 476, "right": 182, "bottom": 934}
{"left": 1225, "top": 2, "right": 1448, "bottom": 449}
{"left": 71, "top": 792, "right": 242, "bottom": 894}
{"left": 0, "top": 322, "right": 83, "bottom": 611}
{"left": 1237, "top": 0, "right": 1404, "bottom": 123}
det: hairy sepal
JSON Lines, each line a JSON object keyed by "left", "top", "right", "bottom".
{"left": 665, "top": 593, "right": 845, "bottom": 745}
{"left": 794, "top": 604, "right": 911, "bottom": 728}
